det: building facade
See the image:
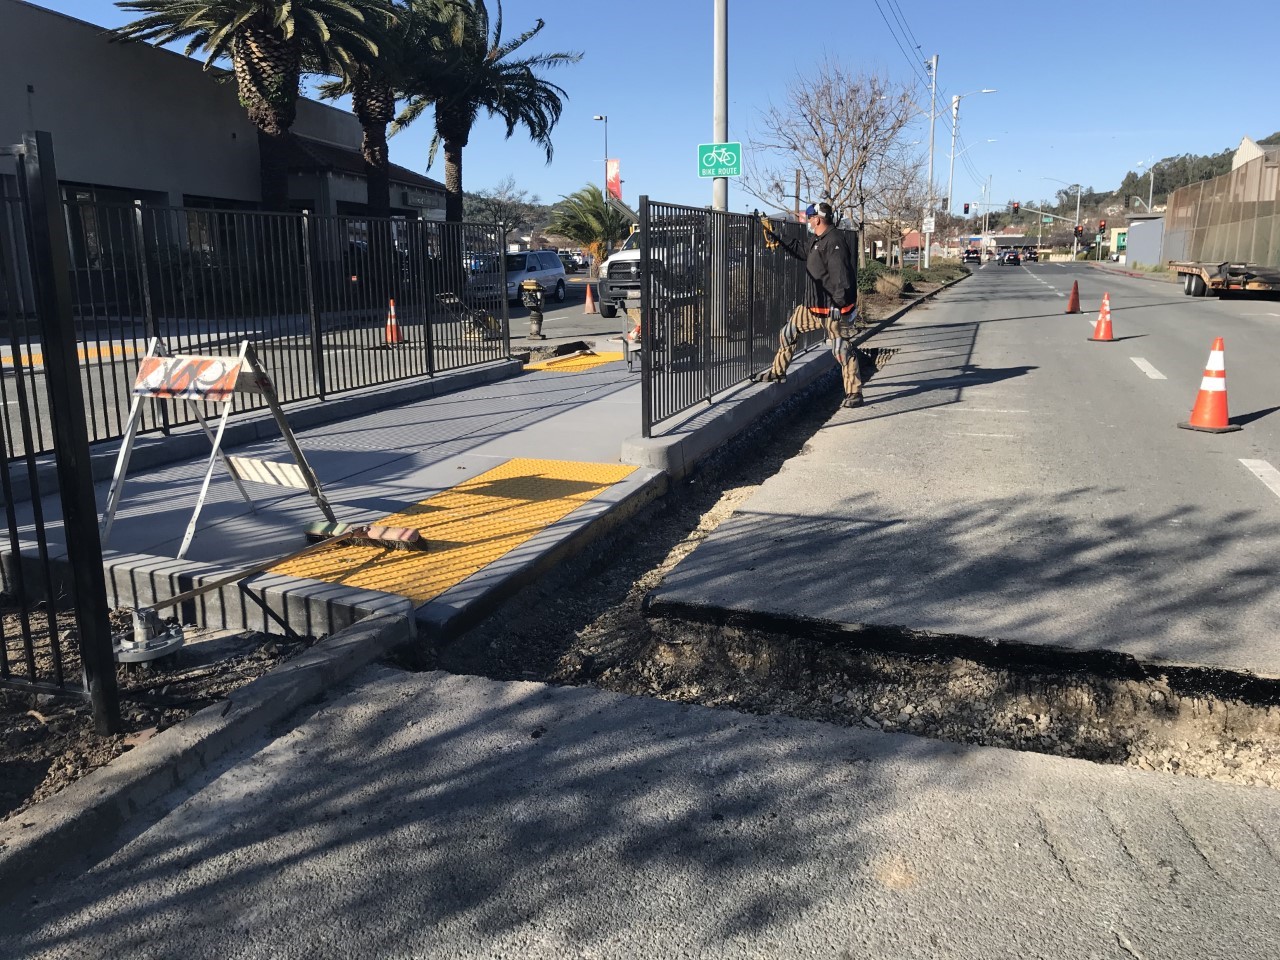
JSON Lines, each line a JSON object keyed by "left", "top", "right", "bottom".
{"left": 0, "top": 0, "right": 445, "bottom": 217}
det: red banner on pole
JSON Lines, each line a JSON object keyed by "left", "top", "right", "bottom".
{"left": 606, "top": 159, "right": 621, "bottom": 200}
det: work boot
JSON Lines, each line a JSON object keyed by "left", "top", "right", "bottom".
{"left": 841, "top": 393, "right": 864, "bottom": 409}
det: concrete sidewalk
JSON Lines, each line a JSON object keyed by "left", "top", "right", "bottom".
{"left": 18, "top": 324, "right": 841, "bottom": 640}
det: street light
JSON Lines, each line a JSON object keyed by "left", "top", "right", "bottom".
{"left": 1136, "top": 157, "right": 1155, "bottom": 211}
{"left": 1043, "top": 176, "right": 1082, "bottom": 258}
{"left": 945, "top": 88, "right": 996, "bottom": 214}
{"left": 592, "top": 115, "right": 608, "bottom": 192}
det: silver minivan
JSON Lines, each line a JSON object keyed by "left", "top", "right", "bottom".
{"left": 505, "top": 250, "right": 567, "bottom": 305}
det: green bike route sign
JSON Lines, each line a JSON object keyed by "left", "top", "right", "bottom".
{"left": 698, "top": 142, "right": 741, "bottom": 178}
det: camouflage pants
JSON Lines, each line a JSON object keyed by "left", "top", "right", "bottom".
{"left": 761, "top": 304, "right": 862, "bottom": 397}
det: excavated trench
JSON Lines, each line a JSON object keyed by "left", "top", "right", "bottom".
{"left": 417, "top": 338, "right": 1280, "bottom": 791}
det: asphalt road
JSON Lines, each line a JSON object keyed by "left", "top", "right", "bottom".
{"left": 654, "top": 261, "right": 1280, "bottom": 677}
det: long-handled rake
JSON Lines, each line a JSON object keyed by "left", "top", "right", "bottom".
{"left": 116, "top": 522, "right": 426, "bottom": 663}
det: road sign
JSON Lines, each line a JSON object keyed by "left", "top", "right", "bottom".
{"left": 1096, "top": 233, "right": 1105, "bottom": 242}
{"left": 922, "top": 216, "right": 936, "bottom": 233}
{"left": 1042, "top": 216, "right": 1054, "bottom": 224}
{"left": 698, "top": 142, "right": 741, "bottom": 178}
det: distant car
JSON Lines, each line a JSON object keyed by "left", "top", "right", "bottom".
{"left": 1023, "top": 250, "right": 1038, "bottom": 263}
{"left": 963, "top": 249, "right": 981, "bottom": 263}
{"left": 1004, "top": 252, "right": 1021, "bottom": 265}
{"left": 504, "top": 250, "right": 567, "bottom": 305}
{"left": 558, "top": 253, "right": 579, "bottom": 273}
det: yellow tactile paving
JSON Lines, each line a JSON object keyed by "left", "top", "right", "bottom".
{"left": 524, "top": 351, "right": 623, "bottom": 372}
{"left": 271, "top": 458, "right": 638, "bottom": 604}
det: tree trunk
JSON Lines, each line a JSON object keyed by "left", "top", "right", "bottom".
{"left": 232, "top": 26, "right": 300, "bottom": 212}
{"left": 352, "top": 76, "right": 394, "bottom": 218}
{"left": 444, "top": 137, "right": 465, "bottom": 223}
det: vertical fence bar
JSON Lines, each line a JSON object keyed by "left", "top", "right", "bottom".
{"left": 132, "top": 199, "right": 168, "bottom": 434}
{"left": 20, "top": 132, "right": 119, "bottom": 733}
{"left": 639, "top": 196, "right": 652, "bottom": 438}
{"left": 301, "top": 211, "right": 326, "bottom": 400}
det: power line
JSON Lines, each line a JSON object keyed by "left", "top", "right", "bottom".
{"left": 871, "top": 0, "right": 930, "bottom": 91}
{"left": 886, "top": 0, "right": 926, "bottom": 59}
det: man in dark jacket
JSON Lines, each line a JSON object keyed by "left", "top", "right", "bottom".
{"left": 758, "top": 201, "right": 864, "bottom": 407}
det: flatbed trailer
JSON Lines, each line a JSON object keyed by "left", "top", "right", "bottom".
{"left": 1169, "top": 261, "right": 1280, "bottom": 297}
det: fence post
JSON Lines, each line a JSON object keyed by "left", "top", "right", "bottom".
{"left": 20, "top": 131, "right": 119, "bottom": 734}
{"left": 702, "top": 209, "right": 714, "bottom": 403}
{"left": 746, "top": 215, "right": 756, "bottom": 376}
{"left": 300, "top": 210, "right": 326, "bottom": 401}
{"left": 639, "top": 196, "right": 652, "bottom": 439}
{"left": 419, "top": 220, "right": 436, "bottom": 377}
{"left": 498, "top": 224, "right": 510, "bottom": 346}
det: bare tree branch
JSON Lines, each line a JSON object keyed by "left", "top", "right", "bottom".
{"left": 741, "top": 60, "right": 918, "bottom": 263}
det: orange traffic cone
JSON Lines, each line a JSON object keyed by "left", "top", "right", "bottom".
{"left": 384, "top": 298, "right": 405, "bottom": 344}
{"left": 584, "top": 281, "right": 598, "bottom": 314}
{"left": 1178, "top": 337, "right": 1241, "bottom": 433}
{"left": 1065, "top": 280, "right": 1081, "bottom": 314}
{"left": 1088, "top": 293, "right": 1114, "bottom": 342}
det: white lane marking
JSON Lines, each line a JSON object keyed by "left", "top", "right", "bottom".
{"left": 1130, "top": 358, "right": 1166, "bottom": 380}
{"left": 954, "top": 432, "right": 1017, "bottom": 438}
{"left": 1240, "top": 460, "right": 1280, "bottom": 501}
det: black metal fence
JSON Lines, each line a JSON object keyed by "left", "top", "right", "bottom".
{"left": 638, "top": 198, "right": 849, "bottom": 436}
{"left": 1, "top": 133, "right": 120, "bottom": 732}
{"left": 2, "top": 189, "right": 510, "bottom": 457}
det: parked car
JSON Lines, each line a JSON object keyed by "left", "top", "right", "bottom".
{"left": 505, "top": 250, "right": 566, "bottom": 305}
{"left": 1004, "top": 251, "right": 1021, "bottom": 265}
{"left": 558, "top": 253, "right": 579, "bottom": 273}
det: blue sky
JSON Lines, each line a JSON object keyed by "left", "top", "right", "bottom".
{"left": 30, "top": 0, "right": 1280, "bottom": 213}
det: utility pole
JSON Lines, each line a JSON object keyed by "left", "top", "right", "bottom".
{"left": 981, "top": 176, "right": 990, "bottom": 243}
{"left": 712, "top": 0, "right": 728, "bottom": 211}
{"left": 1073, "top": 186, "right": 1081, "bottom": 259}
{"left": 923, "top": 54, "right": 938, "bottom": 269}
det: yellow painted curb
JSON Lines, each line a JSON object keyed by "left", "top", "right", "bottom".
{"left": 272, "top": 458, "right": 638, "bottom": 604}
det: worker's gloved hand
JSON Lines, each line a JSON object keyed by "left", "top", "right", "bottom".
{"left": 760, "top": 216, "right": 779, "bottom": 250}
{"left": 836, "top": 307, "right": 860, "bottom": 339}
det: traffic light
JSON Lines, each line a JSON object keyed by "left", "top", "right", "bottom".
{"left": 1124, "top": 195, "right": 1130, "bottom": 208}
{"left": 1098, "top": 219, "right": 1107, "bottom": 232}
{"left": 1012, "top": 201, "right": 1020, "bottom": 213}
{"left": 963, "top": 202, "right": 970, "bottom": 214}
{"left": 1074, "top": 224, "right": 1083, "bottom": 238}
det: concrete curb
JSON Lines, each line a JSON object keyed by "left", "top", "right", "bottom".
{"left": 6, "top": 541, "right": 412, "bottom": 639}
{"left": 1087, "top": 262, "right": 1180, "bottom": 285}
{"left": 0, "top": 607, "right": 414, "bottom": 906}
{"left": 620, "top": 270, "right": 969, "bottom": 480}
{"left": 10, "top": 358, "right": 523, "bottom": 504}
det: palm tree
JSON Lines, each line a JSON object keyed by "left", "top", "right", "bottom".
{"left": 546, "top": 185, "right": 631, "bottom": 278}
{"left": 114, "top": 0, "right": 392, "bottom": 210}
{"left": 392, "top": 0, "right": 581, "bottom": 223}
{"left": 317, "top": 3, "right": 462, "bottom": 217}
